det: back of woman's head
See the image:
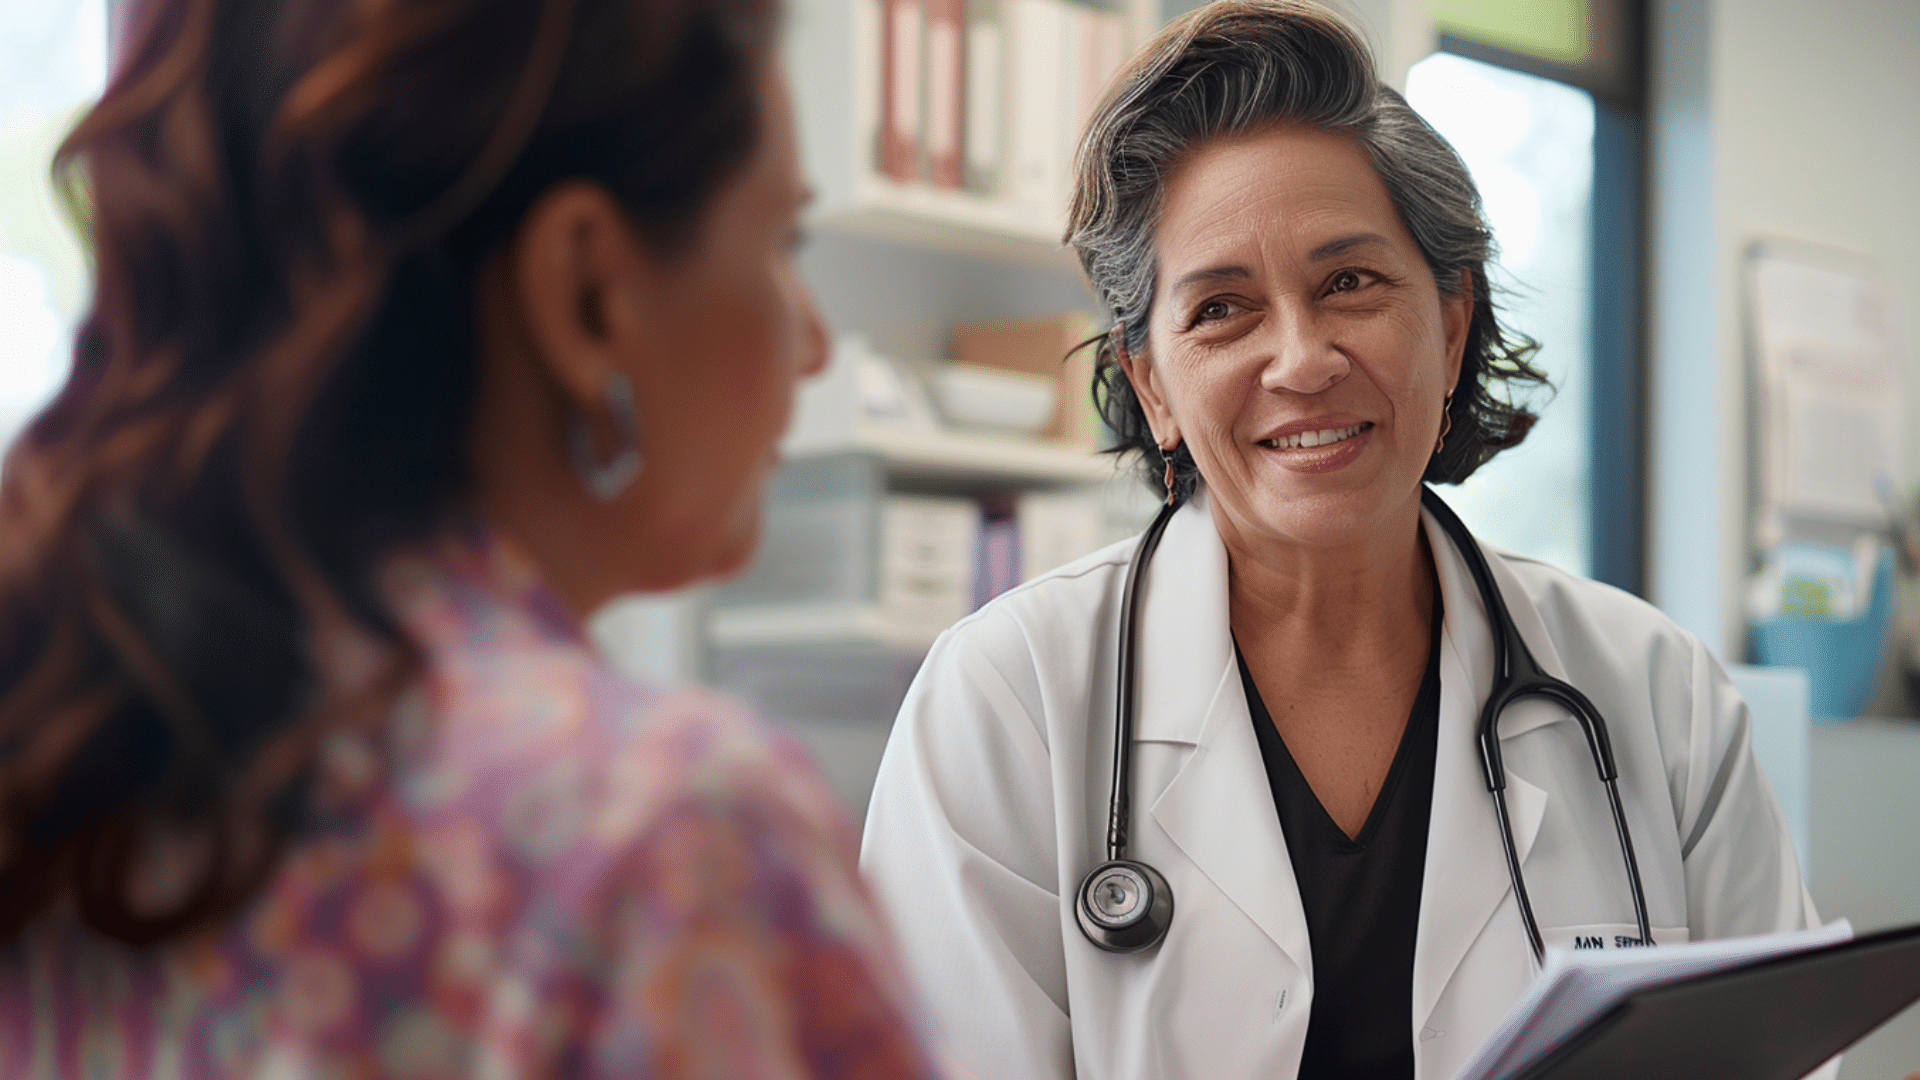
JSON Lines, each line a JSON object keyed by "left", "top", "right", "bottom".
{"left": 0, "top": 0, "right": 774, "bottom": 946}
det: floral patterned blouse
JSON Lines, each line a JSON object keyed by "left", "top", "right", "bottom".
{"left": 0, "top": 526, "right": 944, "bottom": 1079}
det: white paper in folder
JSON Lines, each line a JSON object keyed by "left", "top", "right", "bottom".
{"left": 1452, "top": 919, "right": 1854, "bottom": 1080}
{"left": 1750, "top": 249, "right": 1905, "bottom": 528}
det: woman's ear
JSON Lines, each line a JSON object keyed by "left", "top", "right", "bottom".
{"left": 507, "top": 181, "right": 657, "bottom": 411}
{"left": 1441, "top": 267, "right": 1473, "bottom": 389}
{"left": 1112, "top": 327, "right": 1181, "bottom": 447}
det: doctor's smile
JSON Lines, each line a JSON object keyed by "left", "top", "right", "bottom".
{"left": 1254, "top": 419, "right": 1375, "bottom": 473}
{"left": 863, "top": 2, "right": 1828, "bottom": 1079}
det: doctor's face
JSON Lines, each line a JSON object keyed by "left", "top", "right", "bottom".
{"left": 1128, "top": 123, "right": 1471, "bottom": 552}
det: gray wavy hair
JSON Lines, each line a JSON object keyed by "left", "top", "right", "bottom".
{"left": 1067, "top": 0, "right": 1547, "bottom": 499}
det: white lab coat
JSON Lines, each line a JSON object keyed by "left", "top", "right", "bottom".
{"left": 861, "top": 495, "right": 1823, "bottom": 1080}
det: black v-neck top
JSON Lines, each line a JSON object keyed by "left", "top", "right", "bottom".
{"left": 1238, "top": 593, "right": 1444, "bottom": 1080}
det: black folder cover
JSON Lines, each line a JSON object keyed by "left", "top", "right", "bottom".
{"left": 1514, "top": 922, "right": 1920, "bottom": 1080}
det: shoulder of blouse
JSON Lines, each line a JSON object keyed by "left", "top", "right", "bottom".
{"left": 355, "top": 525, "right": 942, "bottom": 1078}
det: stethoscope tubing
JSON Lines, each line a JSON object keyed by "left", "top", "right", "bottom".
{"left": 1083, "top": 484, "right": 1656, "bottom": 962}
{"left": 1419, "top": 487, "right": 1654, "bottom": 962}
{"left": 1105, "top": 493, "right": 1184, "bottom": 863}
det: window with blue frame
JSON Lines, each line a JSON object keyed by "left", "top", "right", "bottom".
{"left": 1410, "top": 0, "right": 1647, "bottom": 594}
{"left": 1408, "top": 52, "right": 1597, "bottom": 578}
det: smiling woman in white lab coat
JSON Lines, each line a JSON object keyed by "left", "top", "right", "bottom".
{"left": 859, "top": 3, "right": 1821, "bottom": 1079}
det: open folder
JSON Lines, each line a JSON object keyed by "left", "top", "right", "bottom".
{"left": 1456, "top": 919, "right": 1920, "bottom": 1080}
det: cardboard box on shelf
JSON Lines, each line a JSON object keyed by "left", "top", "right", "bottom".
{"left": 951, "top": 312, "right": 1102, "bottom": 449}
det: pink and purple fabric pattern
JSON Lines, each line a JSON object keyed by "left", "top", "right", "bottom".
{"left": 0, "top": 527, "right": 943, "bottom": 1079}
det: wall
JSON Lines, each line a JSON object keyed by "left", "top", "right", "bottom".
{"left": 1649, "top": 6, "right": 1920, "bottom": 1074}
{"left": 1810, "top": 720, "right": 1920, "bottom": 1079}
{"left": 1649, "top": 0, "right": 1920, "bottom": 658}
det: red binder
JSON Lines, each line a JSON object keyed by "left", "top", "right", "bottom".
{"left": 923, "top": 0, "right": 964, "bottom": 189}
{"left": 879, "top": 0, "right": 922, "bottom": 182}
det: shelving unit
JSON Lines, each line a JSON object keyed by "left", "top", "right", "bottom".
{"left": 783, "top": 0, "right": 1156, "bottom": 267}
{"left": 785, "top": 420, "right": 1122, "bottom": 487}
{"left": 819, "top": 176, "right": 1075, "bottom": 269}
{"left": 718, "top": 426, "right": 1142, "bottom": 655}
{"left": 711, "top": 601, "right": 957, "bottom": 649}
{"left": 681, "top": 0, "right": 1167, "bottom": 812}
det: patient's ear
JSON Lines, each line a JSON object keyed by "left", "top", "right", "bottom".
{"left": 506, "top": 180, "right": 662, "bottom": 417}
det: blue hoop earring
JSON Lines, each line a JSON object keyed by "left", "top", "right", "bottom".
{"left": 568, "top": 374, "right": 642, "bottom": 501}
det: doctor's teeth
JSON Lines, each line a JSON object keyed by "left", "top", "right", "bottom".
{"left": 1271, "top": 424, "right": 1363, "bottom": 450}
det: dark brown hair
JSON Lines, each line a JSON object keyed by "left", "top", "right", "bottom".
{"left": 1068, "top": 0, "right": 1548, "bottom": 499}
{"left": 0, "top": 0, "right": 774, "bottom": 945}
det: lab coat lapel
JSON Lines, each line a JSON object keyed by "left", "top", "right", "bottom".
{"left": 1131, "top": 496, "right": 1231, "bottom": 746}
{"left": 1150, "top": 663, "right": 1315, "bottom": 977}
{"left": 1414, "top": 507, "right": 1550, "bottom": 1028}
{"left": 1138, "top": 495, "right": 1313, "bottom": 976}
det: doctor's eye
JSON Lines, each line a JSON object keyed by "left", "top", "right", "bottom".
{"left": 1192, "top": 298, "right": 1239, "bottom": 325}
{"left": 1322, "top": 268, "right": 1393, "bottom": 299}
{"left": 1329, "top": 270, "right": 1366, "bottom": 294}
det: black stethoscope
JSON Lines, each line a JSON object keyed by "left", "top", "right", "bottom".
{"left": 1075, "top": 483, "right": 1654, "bottom": 963}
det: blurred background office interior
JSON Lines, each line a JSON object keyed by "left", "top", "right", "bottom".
{"left": 3, "top": 0, "right": 1917, "bottom": 1073}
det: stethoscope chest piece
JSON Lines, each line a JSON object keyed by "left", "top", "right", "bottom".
{"left": 1076, "top": 858, "right": 1174, "bottom": 953}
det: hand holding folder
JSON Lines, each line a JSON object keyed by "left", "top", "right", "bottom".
{"left": 1457, "top": 920, "right": 1920, "bottom": 1080}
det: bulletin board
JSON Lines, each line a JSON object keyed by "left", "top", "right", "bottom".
{"left": 1748, "top": 242, "right": 1907, "bottom": 540}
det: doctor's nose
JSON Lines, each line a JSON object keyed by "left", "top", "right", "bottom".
{"left": 1256, "top": 306, "right": 1349, "bottom": 397}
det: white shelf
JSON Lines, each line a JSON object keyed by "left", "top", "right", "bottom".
{"left": 814, "top": 175, "right": 1077, "bottom": 269}
{"left": 784, "top": 420, "right": 1120, "bottom": 486}
{"left": 710, "top": 601, "right": 949, "bottom": 650}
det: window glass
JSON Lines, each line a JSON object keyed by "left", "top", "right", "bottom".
{"left": 1406, "top": 51, "right": 1595, "bottom": 577}
{"left": 0, "top": 0, "right": 106, "bottom": 445}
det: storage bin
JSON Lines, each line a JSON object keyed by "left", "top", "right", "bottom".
{"left": 1751, "top": 550, "right": 1895, "bottom": 719}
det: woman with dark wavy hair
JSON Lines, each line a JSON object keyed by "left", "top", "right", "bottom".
{"left": 0, "top": 0, "right": 942, "bottom": 1074}
{"left": 862, "top": 2, "right": 1819, "bottom": 1078}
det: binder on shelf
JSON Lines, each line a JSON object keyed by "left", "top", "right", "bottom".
{"left": 962, "top": 0, "right": 1005, "bottom": 193}
{"left": 1006, "top": 0, "right": 1068, "bottom": 212}
{"left": 973, "top": 493, "right": 1022, "bottom": 608}
{"left": 879, "top": 0, "right": 924, "bottom": 182}
{"left": 1072, "top": 4, "right": 1126, "bottom": 138}
{"left": 924, "top": 0, "right": 965, "bottom": 189}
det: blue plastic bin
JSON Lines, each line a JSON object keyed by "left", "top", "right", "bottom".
{"left": 1750, "top": 549, "right": 1895, "bottom": 719}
